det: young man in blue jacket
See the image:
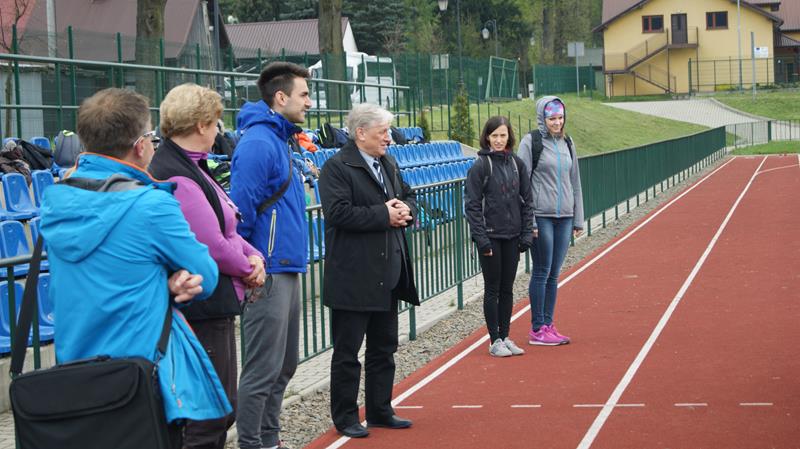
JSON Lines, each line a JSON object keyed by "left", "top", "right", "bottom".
{"left": 230, "top": 62, "right": 311, "bottom": 449}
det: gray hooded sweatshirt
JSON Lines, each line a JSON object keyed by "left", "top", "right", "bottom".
{"left": 518, "top": 95, "right": 584, "bottom": 230}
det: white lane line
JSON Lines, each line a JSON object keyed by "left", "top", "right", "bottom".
{"left": 511, "top": 404, "right": 542, "bottom": 408}
{"left": 675, "top": 403, "right": 708, "bottom": 407}
{"left": 324, "top": 157, "right": 738, "bottom": 449}
{"left": 740, "top": 402, "right": 773, "bottom": 407}
{"left": 452, "top": 405, "right": 483, "bottom": 409}
{"left": 395, "top": 405, "right": 423, "bottom": 409}
{"left": 757, "top": 164, "right": 798, "bottom": 175}
{"left": 576, "top": 156, "right": 768, "bottom": 449}
{"left": 574, "top": 404, "right": 645, "bottom": 408}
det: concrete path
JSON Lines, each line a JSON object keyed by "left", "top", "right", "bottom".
{"left": 604, "top": 98, "right": 764, "bottom": 128}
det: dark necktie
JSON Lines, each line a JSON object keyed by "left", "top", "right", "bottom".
{"left": 373, "top": 159, "right": 387, "bottom": 194}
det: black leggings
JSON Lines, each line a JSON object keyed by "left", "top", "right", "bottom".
{"left": 479, "top": 237, "right": 520, "bottom": 342}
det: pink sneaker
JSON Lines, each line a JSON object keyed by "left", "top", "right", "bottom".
{"left": 528, "top": 327, "right": 564, "bottom": 346}
{"left": 546, "top": 324, "right": 570, "bottom": 344}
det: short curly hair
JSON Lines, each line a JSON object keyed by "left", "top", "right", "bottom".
{"left": 159, "top": 83, "right": 223, "bottom": 138}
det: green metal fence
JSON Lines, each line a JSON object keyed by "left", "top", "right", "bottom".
{"left": 0, "top": 52, "right": 414, "bottom": 141}
{"left": 579, "top": 127, "right": 727, "bottom": 234}
{"left": 725, "top": 119, "right": 800, "bottom": 149}
{"left": 533, "top": 64, "right": 597, "bottom": 97}
{"left": 688, "top": 57, "right": 800, "bottom": 93}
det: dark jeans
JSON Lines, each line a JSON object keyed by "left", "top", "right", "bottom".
{"left": 330, "top": 302, "right": 399, "bottom": 430}
{"left": 479, "top": 237, "right": 520, "bottom": 342}
{"left": 182, "top": 317, "right": 237, "bottom": 449}
{"left": 528, "top": 216, "right": 573, "bottom": 330}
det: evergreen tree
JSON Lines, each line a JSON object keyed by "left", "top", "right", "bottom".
{"left": 342, "top": 0, "right": 406, "bottom": 54}
{"left": 450, "top": 85, "right": 474, "bottom": 145}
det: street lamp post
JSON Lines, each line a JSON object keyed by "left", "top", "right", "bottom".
{"left": 438, "top": 0, "right": 464, "bottom": 86}
{"left": 482, "top": 19, "right": 499, "bottom": 58}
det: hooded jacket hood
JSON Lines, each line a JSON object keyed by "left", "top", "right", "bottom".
{"left": 40, "top": 155, "right": 173, "bottom": 263}
{"left": 536, "top": 95, "right": 566, "bottom": 137}
{"left": 236, "top": 100, "right": 300, "bottom": 142}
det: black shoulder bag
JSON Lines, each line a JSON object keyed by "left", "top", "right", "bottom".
{"left": 9, "top": 177, "right": 178, "bottom": 449}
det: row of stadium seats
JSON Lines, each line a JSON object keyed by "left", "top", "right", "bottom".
{"left": 388, "top": 141, "right": 471, "bottom": 168}
{"left": 0, "top": 276, "right": 54, "bottom": 354}
{"left": 304, "top": 141, "right": 472, "bottom": 171}
{"left": 401, "top": 160, "right": 474, "bottom": 187}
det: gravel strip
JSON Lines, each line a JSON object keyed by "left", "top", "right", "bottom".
{"left": 227, "top": 155, "right": 728, "bottom": 449}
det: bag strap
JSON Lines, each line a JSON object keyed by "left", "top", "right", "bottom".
{"left": 256, "top": 149, "right": 293, "bottom": 216}
{"left": 10, "top": 236, "right": 45, "bottom": 376}
{"left": 10, "top": 236, "right": 172, "bottom": 376}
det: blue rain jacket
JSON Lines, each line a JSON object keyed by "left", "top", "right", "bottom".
{"left": 230, "top": 100, "right": 308, "bottom": 272}
{"left": 39, "top": 153, "right": 232, "bottom": 422}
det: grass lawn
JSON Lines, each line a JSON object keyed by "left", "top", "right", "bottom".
{"left": 731, "top": 140, "right": 800, "bottom": 155}
{"left": 425, "top": 93, "right": 707, "bottom": 155}
{"left": 712, "top": 90, "right": 800, "bottom": 121}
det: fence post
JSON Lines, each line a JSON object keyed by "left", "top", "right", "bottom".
{"left": 409, "top": 306, "right": 417, "bottom": 340}
{"left": 768, "top": 120, "right": 772, "bottom": 142}
{"left": 11, "top": 25, "right": 23, "bottom": 137}
{"left": 116, "top": 32, "right": 123, "bottom": 87}
{"left": 455, "top": 181, "right": 464, "bottom": 310}
{"left": 67, "top": 26, "right": 78, "bottom": 129}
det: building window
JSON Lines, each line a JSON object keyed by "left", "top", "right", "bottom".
{"left": 706, "top": 11, "right": 728, "bottom": 29}
{"left": 771, "top": 4, "right": 779, "bottom": 12}
{"left": 642, "top": 15, "right": 664, "bottom": 33}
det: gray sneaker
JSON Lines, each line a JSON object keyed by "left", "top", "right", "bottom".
{"left": 489, "top": 338, "right": 512, "bottom": 357}
{"left": 503, "top": 337, "right": 525, "bottom": 355}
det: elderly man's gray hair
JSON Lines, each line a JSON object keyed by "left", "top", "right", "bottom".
{"left": 346, "top": 103, "right": 395, "bottom": 133}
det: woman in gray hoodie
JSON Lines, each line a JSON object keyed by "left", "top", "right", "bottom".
{"left": 518, "top": 96, "right": 584, "bottom": 346}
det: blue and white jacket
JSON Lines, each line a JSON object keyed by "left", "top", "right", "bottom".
{"left": 230, "top": 100, "right": 308, "bottom": 273}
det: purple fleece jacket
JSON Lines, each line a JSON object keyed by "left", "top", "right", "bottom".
{"left": 170, "top": 150, "right": 263, "bottom": 300}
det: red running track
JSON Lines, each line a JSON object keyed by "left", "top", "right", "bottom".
{"left": 304, "top": 155, "right": 800, "bottom": 449}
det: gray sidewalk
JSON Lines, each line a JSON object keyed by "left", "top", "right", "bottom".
{"left": 604, "top": 98, "right": 763, "bottom": 127}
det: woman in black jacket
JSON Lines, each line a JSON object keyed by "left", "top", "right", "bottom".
{"left": 465, "top": 116, "right": 534, "bottom": 357}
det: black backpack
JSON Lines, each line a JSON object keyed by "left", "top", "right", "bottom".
{"left": 319, "top": 123, "right": 349, "bottom": 149}
{"left": 390, "top": 126, "right": 408, "bottom": 145}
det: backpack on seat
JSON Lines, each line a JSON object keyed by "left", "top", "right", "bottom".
{"left": 319, "top": 123, "right": 349, "bottom": 149}
{"left": 53, "top": 130, "right": 84, "bottom": 168}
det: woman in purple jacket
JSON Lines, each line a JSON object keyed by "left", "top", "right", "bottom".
{"left": 150, "top": 83, "right": 266, "bottom": 449}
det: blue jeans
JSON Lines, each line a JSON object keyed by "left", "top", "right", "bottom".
{"left": 528, "top": 216, "right": 573, "bottom": 331}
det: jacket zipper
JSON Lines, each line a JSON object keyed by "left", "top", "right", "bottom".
{"left": 268, "top": 209, "right": 277, "bottom": 263}
{"left": 555, "top": 137, "right": 562, "bottom": 216}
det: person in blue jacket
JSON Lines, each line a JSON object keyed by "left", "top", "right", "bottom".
{"left": 230, "top": 62, "right": 311, "bottom": 449}
{"left": 39, "top": 88, "right": 232, "bottom": 448}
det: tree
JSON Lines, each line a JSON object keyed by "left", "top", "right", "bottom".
{"left": 135, "top": 0, "right": 166, "bottom": 100}
{"left": 450, "top": 84, "right": 474, "bottom": 145}
{"left": 0, "top": 0, "right": 33, "bottom": 136}
{"left": 403, "top": 0, "right": 442, "bottom": 54}
{"left": 342, "top": 0, "right": 406, "bottom": 54}
{"left": 319, "top": 0, "right": 349, "bottom": 110}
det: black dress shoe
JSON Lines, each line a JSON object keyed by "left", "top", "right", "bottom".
{"left": 367, "top": 415, "right": 413, "bottom": 429}
{"left": 337, "top": 423, "right": 369, "bottom": 438}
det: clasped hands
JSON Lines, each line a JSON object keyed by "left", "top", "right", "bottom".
{"left": 386, "top": 198, "right": 413, "bottom": 228}
{"left": 169, "top": 255, "right": 267, "bottom": 303}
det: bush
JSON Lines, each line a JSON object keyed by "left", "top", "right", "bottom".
{"left": 450, "top": 84, "right": 474, "bottom": 145}
{"left": 417, "top": 108, "right": 431, "bottom": 142}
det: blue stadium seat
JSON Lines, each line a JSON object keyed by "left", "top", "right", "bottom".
{"left": 2, "top": 173, "right": 39, "bottom": 219}
{"left": 2, "top": 137, "right": 19, "bottom": 147}
{"left": 307, "top": 216, "right": 325, "bottom": 262}
{"left": 31, "top": 137, "right": 51, "bottom": 150}
{"left": 31, "top": 170, "right": 55, "bottom": 208}
{"left": 0, "top": 221, "right": 31, "bottom": 276}
{"left": 29, "top": 216, "right": 43, "bottom": 246}
{"left": 37, "top": 273, "right": 55, "bottom": 330}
